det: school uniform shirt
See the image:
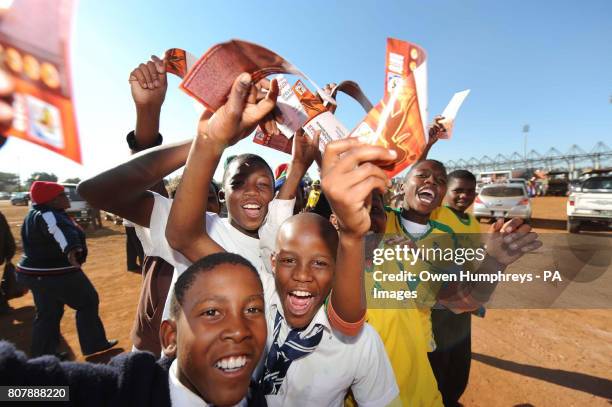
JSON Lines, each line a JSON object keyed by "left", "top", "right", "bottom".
{"left": 168, "top": 359, "right": 247, "bottom": 407}
{"left": 134, "top": 192, "right": 295, "bottom": 321}
{"left": 262, "top": 288, "right": 399, "bottom": 407}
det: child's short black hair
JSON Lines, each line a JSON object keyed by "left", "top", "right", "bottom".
{"left": 406, "top": 159, "right": 447, "bottom": 179}
{"left": 448, "top": 169, "right": 476, "bottom": 184}
{"left": 222, "top": 154, "right": 274, "bottom": 184}
{"left": 169, "top": 252, "right": 262, "bottom": 318}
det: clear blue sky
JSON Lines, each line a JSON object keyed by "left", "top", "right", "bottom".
{"left": 1, "top": 0, "right": 611, "bottom": 182}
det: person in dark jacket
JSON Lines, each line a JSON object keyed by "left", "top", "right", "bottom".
{"left": 0, "top": 252, "right": 268, "bottom": 407}
{"left": 0, "top": 210, "right": 17, "bottom": 313}
{"left": 15, "top": 181, "right": 117, "bottom": 358}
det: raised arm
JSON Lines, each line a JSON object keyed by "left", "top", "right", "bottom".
{"left": 165, "top": 73, "right": 279, "bottom": 261}
{"left": 321, "top": 138, "right": 397, "bottom": 332}
{"left": 78, "top": 140, "right": 192, "bottom": 227}
{"left": 418, "top": 115, "right": 445, "bottom": 161}
{"left": 277, "top": 129, "right": 320, "bottom": 200}
{"left": 129, "top": 55, "right": 167, "bottom": 151}
{"left": 78, "top": 55, "right": 182, "bottom": 227}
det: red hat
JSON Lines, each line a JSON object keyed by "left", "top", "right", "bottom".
{"left": 30, "top": 181, "right": 65, "bottom": 205}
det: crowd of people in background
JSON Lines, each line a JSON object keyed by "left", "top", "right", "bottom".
{"left": 0, "top": 56, "right": 543, "bottom": 407}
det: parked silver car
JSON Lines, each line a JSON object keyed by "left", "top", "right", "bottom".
{"left": 473, "top": 183, "right": 532, "bottom": 222}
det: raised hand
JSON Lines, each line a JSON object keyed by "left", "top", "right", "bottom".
{"left": 485, "top": 218, "right": 542, "bottom": 266}
{"left": 321, "top": 138, "right": 397, "bottom": 238}
{"left": 129, "top": 55, "right": 167, "bottom": 107}
{"left": 427, "top": 115, "right": 447, "bottom": 146}
{"left": 292, "top": 128, "right": 321, "bottom": 170}
{"left": 199, "top": 73, "right": 279, "bottom": 149}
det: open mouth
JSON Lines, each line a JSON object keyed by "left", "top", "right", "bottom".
{"left": 416, "top": 187, "right": 436, "bottom": 205}
{"left": 214, "top": 355, "right": 249, "bottom": 375}
{"left": 286, "top": 290, "right": 315, "bottom": 316}
{"left": 241, "top": 203, "right": 262, "bottom": 219}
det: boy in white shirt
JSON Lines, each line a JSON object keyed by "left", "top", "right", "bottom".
{"left": 261, "top": 212, "right": 399, "bottom": 406}
{"left": 78, "top": 72, "right": 310, "bottom": 323}
{"left": 168, "top": 102, "right": 403, "bottom": 404}
{"left": 165, "top": 73, "right": 395, "bottom": 334}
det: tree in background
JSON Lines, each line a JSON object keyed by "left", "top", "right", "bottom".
{"left": 0, "top": 172, "right": 20, "bottom": 192}
{"left": 63, "top": 177, "right": 81, "bottom": 184}
{"left": 26, "top": 172, "right": 58, "bottom": 188}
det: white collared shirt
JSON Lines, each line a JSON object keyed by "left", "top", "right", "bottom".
{"left": 261, "top": 292, "right": 399, "bottom": 407}
{"left": 168, "top": 359, "right": 247, "bottom": 407}
{"left": 134, "top": 192, "right": 294, "bottom": 321}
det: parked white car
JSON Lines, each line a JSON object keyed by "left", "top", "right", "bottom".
{"left": 473, "top": 183, "right": 532, "bottom": 222}
{"left": 566, "top": 176, "right": 612, "bottom": 233}
{"left": 62, "top": 183, "right": 99, "bottom": 229}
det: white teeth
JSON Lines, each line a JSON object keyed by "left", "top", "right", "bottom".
{"left": 243, "top": 204, "right": 260, "bottom": 209}
{"left": 215, "top": 356, "right": 247, "bottom": 371}
{"left": 291, "top": 290, "right": 311, "bottom": 298}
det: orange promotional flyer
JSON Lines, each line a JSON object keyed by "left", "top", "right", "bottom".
{"left": 351, "top": 38, "right": 428, "bottom": 176}
{"left": 0, "top": 0, "right": 80, "bottom": 163}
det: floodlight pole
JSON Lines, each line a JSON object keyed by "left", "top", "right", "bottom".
{"left": 522, "top": 124, "right": 529, "bottom": 167}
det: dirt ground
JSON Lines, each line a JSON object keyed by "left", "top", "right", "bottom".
{"left": 1, "top": 197, "right": 610, "bottom": 406}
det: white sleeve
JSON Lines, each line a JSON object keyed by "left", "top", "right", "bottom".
{"left": 133, "top": 192, "right": 190, "bottom": 270}
{"left": 161, "top": 268, "right": 179, "bottom": 322}
{"left": 160, "top": 212, "right": 229, "bottom": 322}
{"left": 258, "top": 198, "right": 295, "bottom": 274}
{"left": 351, "top": 325, "right": 400, "bottom": 407}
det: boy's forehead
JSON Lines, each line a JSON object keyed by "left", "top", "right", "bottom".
{"left": 227, "top": 159, "right": 271, "bottom": 179}
{"left": 449, "top": 177, "right": 476, "bottom": 188}
{"left": 405, "top": 161, "right": 446, "bottom": 180}
{"left": 277, "top": 215, "right": 338, "bottom": 254}
{"left": 185, "top": 265, "right": 259, "bottom": 295}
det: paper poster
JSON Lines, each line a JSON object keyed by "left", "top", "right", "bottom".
{"left": 178, "top": 39, "right": 334, "bottom": 112}
{"left": 438, "top": 89, "right": 470, "bottom": 139}
{"left": 0, "top": 0, "right": 80, "bottom": 163}
{"left": 164, "top": 48, "right": 198, "bottom": 79}
{"left": 252, "top": 75, "right": 348, "bottom": 154}
{"left": 384, "top": 38, "right": 428, "bottom": 136}
{"left": 351, "top": 39, "right": 428, "bottom": 177}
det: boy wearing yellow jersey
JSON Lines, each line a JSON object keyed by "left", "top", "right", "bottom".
{"left": 365, "top": 159, "right": 451, "bottom": 407}
{"left": 365, "top": 160, "right": 541, "bottom": 407}
{"left": 430, "top": 169, "right": 480, "bottom": 407}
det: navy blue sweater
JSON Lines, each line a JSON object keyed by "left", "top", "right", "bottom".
{"left": 0, "top": 341, "right": 171, "bottom": 406}
{"left": 18, "top": 205, "right": 87, "bottom": 273}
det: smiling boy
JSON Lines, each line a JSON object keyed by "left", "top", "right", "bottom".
{"left": 0, "top": 252, "right": 268, "bottom": 407}
{"left": 260, "top": 213, "right": 399, "bottom": 406}
{"left": 161, "top": 252, "right": 268, "bottom": 406}
{"left": 365, "top": 159, "right": 542, "bottom": 406}
{"left": 428, "top": 169, "right": 482, "bottom": 407}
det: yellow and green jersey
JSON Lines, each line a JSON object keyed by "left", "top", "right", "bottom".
{"left": 431, "top": 205, "right": 481, "bottom": 249}
{"left": 363, "top": 207, "right": 459, "bottom": 407}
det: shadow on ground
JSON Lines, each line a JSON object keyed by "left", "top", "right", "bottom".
{"left": 472, "top": 352, "right": 612, "bottom": 400}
